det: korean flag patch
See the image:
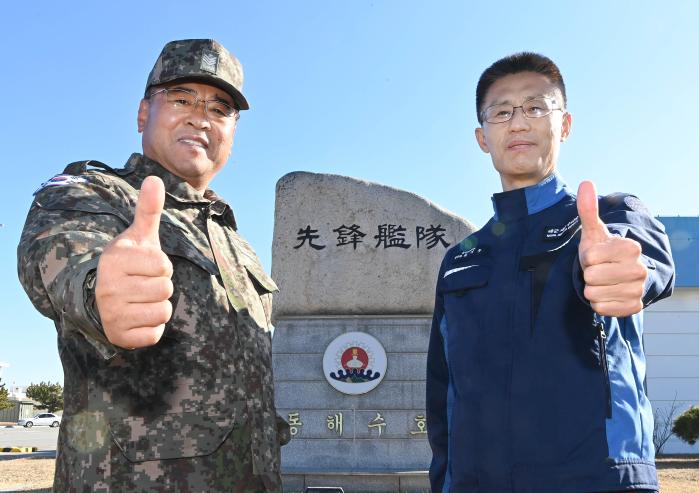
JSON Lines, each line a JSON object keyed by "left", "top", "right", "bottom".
{"left": 34, "top": 174, "right": 87, "bottom": 195}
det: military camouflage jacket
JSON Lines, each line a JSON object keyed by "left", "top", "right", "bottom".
{"left": 18, "top": 153, "right": 286, "bottom": 492}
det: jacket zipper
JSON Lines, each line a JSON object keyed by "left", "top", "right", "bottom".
{"left": 594, "top": 314, "right": 613, "bottom": 419}
{"left": 527, "top": 268, "right": 534, "bottom": 336}
{"left": 506, "top": 220, "right": 527, "bottom": 470}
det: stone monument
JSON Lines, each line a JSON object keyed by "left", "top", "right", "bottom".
{"left": 271, "top": 172, "right": 475, "bottom": 492}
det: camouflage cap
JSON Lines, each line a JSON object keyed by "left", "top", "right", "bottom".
{"left": 145, "top": 39, "right": 249, "bottom": 110}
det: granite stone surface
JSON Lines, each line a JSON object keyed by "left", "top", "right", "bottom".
{"left": 272, "top": 318, "right": 431, "bottom": 354}
{"left": 269, "top": 168, "right": 472, "bottom": 491}
{"left": 271, "top": 171, "right": 475, "bottom": 319}
{"left": 276, "top": 381, "right": 426, "bottom": 410}
{"left": 277, "top": 409, "right": 429, "bottom": 440}
{"left": 273, "top": 317, "right": 433, "bottom": 483}
{"left": 280, "top": 438, "right": 431, "bottom": 472}
{"left": 274, "top": 352, "right": 427, "bottom": 382}
{"left": 282, "top": 473, "right": 430, "bottom": 493}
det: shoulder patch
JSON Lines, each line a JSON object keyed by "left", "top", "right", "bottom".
{"left": 34, "top": 174, "right": 88, "bottom": 195}
{"left": 599, "top": 193, "right": 650, "bottom": 215}
{"left": 623, "top": 195, "right": 649, "bottom": 214}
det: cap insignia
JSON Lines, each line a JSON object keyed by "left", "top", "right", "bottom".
{"left": 200, "top": 50, "right": 219, "bottom": 74}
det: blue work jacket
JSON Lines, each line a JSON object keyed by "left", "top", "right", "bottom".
{"left": 426, "top": 174, "right": 674, "bottom": 493}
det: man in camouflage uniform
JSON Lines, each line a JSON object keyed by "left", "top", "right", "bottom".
{"left": 17, "top": 39, "right": 288, "bottom": 492}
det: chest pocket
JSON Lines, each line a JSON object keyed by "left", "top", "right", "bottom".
{"left": 439, "top": 263, "right": 492, "bottom": 339}
{"left": 242, "top": 262, "right": 278, "bottom": 331}
{"left": 439, "top": 263, "right": 493, "bottom": 393}
{"left": 441, "top": 263, "right": 491, "bottom": 295}
{"left": 160, "top": 221, "right": 218, "bottom": 275}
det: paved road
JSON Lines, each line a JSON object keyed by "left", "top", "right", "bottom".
{"left": 0, "top": 426, "right": 58, "bottom": 459}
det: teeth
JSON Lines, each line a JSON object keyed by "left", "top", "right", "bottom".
{"left": 180, "top": 139, "right": 205, "bottom": 147}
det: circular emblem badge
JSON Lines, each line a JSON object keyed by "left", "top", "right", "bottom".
{"left": 323, "top": 332, "right": 387, "bottom": 395}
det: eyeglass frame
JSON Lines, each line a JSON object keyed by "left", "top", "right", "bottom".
{"left": 148, "top": 87, "right": 240, "bottom": 122}
{"left": 480, "top": 96, "right": 564, "bottom": 125}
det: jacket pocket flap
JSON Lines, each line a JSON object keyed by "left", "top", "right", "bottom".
{"left": 109, "top": 408, "right": 242, "bottom": 462}
{"left": 160, "top": 223, "right": 219, "bottom": 275}
{"left": 441, "top": 264, "right": 490, "bottom": 293}
{"left": 244, "top": 263, "right": 279, "bottom": 293}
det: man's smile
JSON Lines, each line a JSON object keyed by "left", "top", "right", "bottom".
{"left": 507, "top": 139, "right": 535, "bottom": 151}
{"left": 177, "top": 135, "right": 209, "bottom": 149}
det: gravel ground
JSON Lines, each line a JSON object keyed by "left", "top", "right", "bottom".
{"left": 656, "top": 455, "right": 699, "bottom": 493}
{"left": 0, "top": 458, "right": 53, "bottom": 492}
{"left": 0, "top": 456, "right": 696, "bottom": 492}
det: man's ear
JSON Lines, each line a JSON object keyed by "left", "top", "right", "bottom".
{"left": 560, "top": 112, "right": 572, "bottom": 142}
{"left": 475, "top": 126, "right": 490, "bottom": 154}
{"left": 137, "top": 99, "right": 149, "bottom": 134}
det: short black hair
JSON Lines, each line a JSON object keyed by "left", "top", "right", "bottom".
{"left": 476, "top": 52, "right": 566, "bottom": 124}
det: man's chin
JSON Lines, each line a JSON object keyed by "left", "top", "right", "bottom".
{"left": 496, "top": 160, "right": 540, "bottom": 175}
{"left": 164, "top": 158, "right": 206, "bottom": 178}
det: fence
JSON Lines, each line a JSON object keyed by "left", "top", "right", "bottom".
{"left": 0, "top": 400, "right": 36, "bottom": 422}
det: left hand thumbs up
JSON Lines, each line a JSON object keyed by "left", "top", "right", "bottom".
{"left": 577, "top": 181, "right": 613, "bottom": 263}
{"left": 577, "top": 181, "right": 647, "bottom": 317}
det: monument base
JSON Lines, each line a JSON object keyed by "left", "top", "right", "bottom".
{"left": 282, "top": 470, "right": 429, "bottom": 493}
{"left": 273, "top": 316, "right": 433, "bottom": 493}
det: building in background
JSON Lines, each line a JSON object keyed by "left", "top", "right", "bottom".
{"left": 8, "top": 385, "right": 27, "bottom": 400}
{"left": 646, "top": 217, "right": 699, "bottom": 453}
{"left": 0, "top": 363, "right": 28, "bottom": 399}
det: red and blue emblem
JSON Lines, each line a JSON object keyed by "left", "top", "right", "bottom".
{"left": 323, "top": 332, "right": 388, "bottom": 395}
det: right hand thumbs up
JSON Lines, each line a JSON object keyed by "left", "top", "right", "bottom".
{"left": 95, "top": 176, "right": 174, "bottom": 349}
{"left": 128, "top": 175, "right": 165, "bottom": 248}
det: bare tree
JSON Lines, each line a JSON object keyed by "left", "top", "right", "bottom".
{"left": 653, "top": 395, "right": 680, "bottom": 456}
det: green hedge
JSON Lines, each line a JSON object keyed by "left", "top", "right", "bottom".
{"left": 672, "top": 406, "right": 699, "bottom": 446}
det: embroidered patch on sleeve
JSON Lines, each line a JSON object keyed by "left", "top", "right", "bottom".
{"left": 624, "top": 195, "right": 650, "bottom": 214}
{"left": 34, "top": 174, "right": 87, "bottom": 195}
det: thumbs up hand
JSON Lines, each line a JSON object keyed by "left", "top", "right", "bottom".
{"left": 95, "top": 176, "right": 174, "bottom": 349}
{"left": 577, "top": 181, "right": 647, "bottom": 318}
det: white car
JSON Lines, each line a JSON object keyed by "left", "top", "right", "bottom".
{"left": 17, "top": 413, "right": 62, "bottom": 428}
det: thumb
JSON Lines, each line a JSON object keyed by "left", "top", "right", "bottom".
{"left": 128, "top": 176, "right": 165, "bottom": 246}
{"left": 577, "top": 180, "right": 610, "bottom": 246}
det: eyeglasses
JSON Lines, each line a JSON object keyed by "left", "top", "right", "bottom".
{"left": 481, "top": 96, "right": 563, "bottom": 124}
{"left": 149, "top": 88, "right": 240, "bottom": 122}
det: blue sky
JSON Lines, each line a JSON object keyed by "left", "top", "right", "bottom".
{"left": 1, "top": 0, "right": 697, "bottom": 388}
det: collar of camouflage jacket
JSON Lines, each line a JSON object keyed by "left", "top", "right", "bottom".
{"left": 125, "top": 153, "right": 237, "bottom": 229}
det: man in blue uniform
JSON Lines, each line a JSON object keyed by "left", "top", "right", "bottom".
{"left": 426, "top": 53, "right": 674, "bottom": 493}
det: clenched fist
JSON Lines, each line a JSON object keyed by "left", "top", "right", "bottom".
{"left": 577, "top": 181, "right": 648, "bottom": 318}
{"left": 95, "top": 176, "right": 174, "bottom": 349}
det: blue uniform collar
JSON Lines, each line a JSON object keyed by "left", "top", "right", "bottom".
{"left": 491, "top": 172, "right": 568, "bottom": 223}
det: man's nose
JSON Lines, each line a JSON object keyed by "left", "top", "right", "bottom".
{"left": 509, "top": 106, "right": 530, "bottom": 131}
{"left": 187, "top": 101, "right": 211, "bottom": 129}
